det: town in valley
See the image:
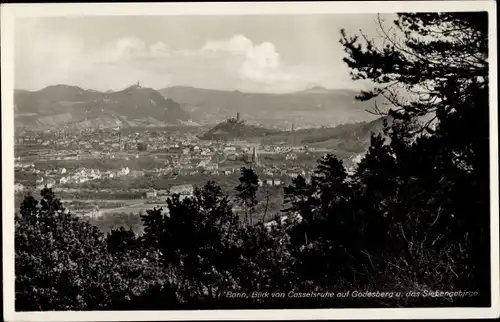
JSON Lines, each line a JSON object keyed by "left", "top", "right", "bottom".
{"left": 14, "top": 83, "right": 383, "bottom": 230}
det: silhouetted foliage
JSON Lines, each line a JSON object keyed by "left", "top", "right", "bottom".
{"left": 235, "top": 167, "right": 259, "bottom": 225}
{"left": 106, "top": 226, "right": 140, "bottom": 254}
{"left": 16, "top": 188, "right": 116, "bottom": 310}
{"left": 338, "top": 12, "right": 490, "bottom": 305}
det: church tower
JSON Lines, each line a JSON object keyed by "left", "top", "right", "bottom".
{"left": 251, "top": 146, "right": 260, "bottom": 167}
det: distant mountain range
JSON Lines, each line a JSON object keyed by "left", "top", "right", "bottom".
{"left": 14, "top": 84, "right": 191, "bottom": 130}
{"left": 158, "top": 86, "right": 382, "bottom": 129}
{"left": 14, "top": 84, "right": 387, "bottom": 131}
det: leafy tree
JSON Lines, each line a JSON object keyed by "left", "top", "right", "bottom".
{"left": 283, "top": 175, "right": 316, "bottom": 245}
{"left": 285, "top": 154, "right": 350, "bottom": 246}
{"left": 141, "top": 181, "right": 241, "bottom": 306}
{"left": 340, "top": 12, "right": 490, "bottom": 304}
{"left": 340, "top": 13, "right": 488, "bottom": 128}
{"left": 352, "top": 133, "right": 398, "bottom": 256}
{"left": 106, "top": 226, "right": 140, "bottom": 254}
{"left": 235, "top": 167, "right": 259, "bottom": 225}
{"left": 281, "top": 154, "right": 360, "bottom": 294}
{"left": 15, "top": 188, "right": 114, "bottom": 310}
{"left": 233, "top": 222, "right": 296, "bottom": 308}
{"left": 140, "top": 206, "right": 165, "bottom": 249}
{"left": 312, "top": 154, "right": 349, "bottom": 211}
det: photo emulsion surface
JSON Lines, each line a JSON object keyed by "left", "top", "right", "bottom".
{"left": 7, "top": 6, "right": 496, "bottom": 315}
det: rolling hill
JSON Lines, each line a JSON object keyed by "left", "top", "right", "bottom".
{"left": 264, "top": 115, "right": 391, "bottom": 146}
{"left": 159, "top": 86, "right": 383, "bottom": 129}
{"left": 199, "top": 119, "right": 283, "bottom": 141}
{"left": 201, "top": 114, "right": 392, "bottom": 155}
{"left": 14, "top": 84, "right": 191, "bottom": 130}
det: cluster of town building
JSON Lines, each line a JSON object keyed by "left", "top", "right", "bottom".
{"left": 15, "top": 127, "right": 363, "bottom": 199}
{"left": 16, "top": 127, "right": 319, "bottom": 183}
{"left": 14, "top": 154, "right": 312, "bottom": 194}
{"left": 16, "top": 128, "right": 316, "bottom": 158}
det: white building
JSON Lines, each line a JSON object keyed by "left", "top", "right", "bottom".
{"left": 118, "top": 167, "right": 130, "bottom": 176}
{"left": 146, "top": 190, "right": 157, "bottom": 199}
{"left": 46, "top": 178, "right": 57, "bottom": 188}
{"left": 169, "top": 184, "right": 194, "bottom": 200}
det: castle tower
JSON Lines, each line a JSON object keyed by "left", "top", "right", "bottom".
{"left": 236, "top": 112, "right": 240, "bottom": 123}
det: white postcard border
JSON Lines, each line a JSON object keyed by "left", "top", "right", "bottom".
{"left": 2, "top": 1, "right": 498, "bottom": 320}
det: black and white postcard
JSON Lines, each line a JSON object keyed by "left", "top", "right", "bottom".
{"left": 2, "top": 1, "right": 499, "bottom": 320}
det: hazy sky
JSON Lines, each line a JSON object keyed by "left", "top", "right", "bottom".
{"left": 15, "top": 14, "right": 387, "bottom": 93}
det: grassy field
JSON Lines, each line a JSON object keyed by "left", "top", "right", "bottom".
{"left": 16, "top": 185, "right": 285, "bottom": 235}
